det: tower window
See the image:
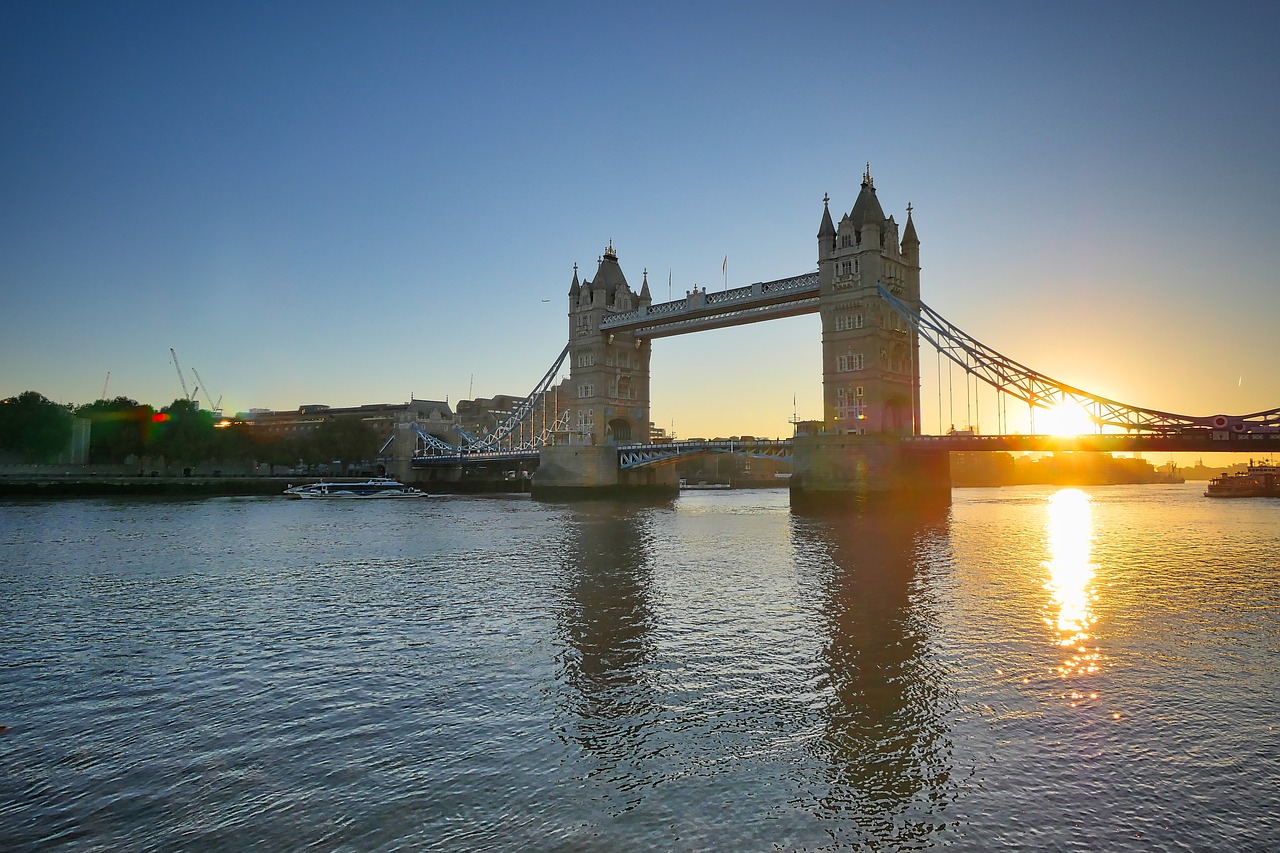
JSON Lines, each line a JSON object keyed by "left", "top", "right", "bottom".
{"left": 836, "top": 354, "right": 864, "bottom": 372}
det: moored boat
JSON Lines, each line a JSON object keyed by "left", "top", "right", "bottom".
{"left": 284, "top": 478, "right": 428, "bottom": 499}
{"left": 1204, "top": 462, "right": 1280, "bottom": 498}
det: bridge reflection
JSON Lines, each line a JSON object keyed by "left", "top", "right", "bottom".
{"left": 790, "top": 504, "right": 958, "bottom": 845}
{"left": 554, "top": 502, "right": 660, "bottom": 777}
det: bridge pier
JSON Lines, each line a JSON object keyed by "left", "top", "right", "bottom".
{"left": 789, "top": 435, "right": 950, "bottom": 509}
{"left": 532, "top": 444, "right": 678, "bottom": 500}
{"left": 390, "top": 422, "right": 415, "bottom": 484}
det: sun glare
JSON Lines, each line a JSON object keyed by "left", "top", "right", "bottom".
{"left": 1037, "top": 400, "right": 1095, "bottom": 436}
{"left": 1043, "top": 489, "right": 1103, "bottom": 679}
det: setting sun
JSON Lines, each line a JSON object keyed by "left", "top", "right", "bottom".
{"left": 1037, "top": 400, "right": 1096, "bottom": 436}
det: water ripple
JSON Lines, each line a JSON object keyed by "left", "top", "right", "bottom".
{"left": 1, "top": 486, "right": 1277, "bottom": 850}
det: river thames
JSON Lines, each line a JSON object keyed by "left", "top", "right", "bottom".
{"left": 2, "top": 483, "right": 1277, "bottom": 851}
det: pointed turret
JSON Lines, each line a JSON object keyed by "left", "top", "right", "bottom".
{"left": 817, "top": 192, "right": 836, "bottom": 261}
{"left": 901, "top": 204, "right": 919, "bottom": 249}
{"left": 639, "top": 268, "right": 652, "bottom": 306}
{"left": 590, "top": 239, "right": 629, "bottom": 303}
{"left": 818, "top": 193, "right": 836, "bottom": 239}
{"left": 849, "top": 163, "right": 886, "bottom": 231}
{"left": 568, "top": 262, "right": 580, "bottom": 298}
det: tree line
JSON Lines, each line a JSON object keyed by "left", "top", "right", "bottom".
{"left": 0, "top": 392, "right": 380, "bottom": 473}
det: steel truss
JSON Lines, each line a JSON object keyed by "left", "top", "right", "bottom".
{"left": 378, "top": 340, "right": 570, "bottom": 458}
{"left": 618, "top": 438, "right": 793, "bottom": 469}
{"left": 383, "top": 344, "right": 573, "bottom": 461}
{"left": 877, "top": 284, "right": 1280, "bottom": 434}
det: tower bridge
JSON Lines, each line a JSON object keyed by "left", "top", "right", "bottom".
{"left": 389, "top": 167, "right": 1280, "bottom": 502}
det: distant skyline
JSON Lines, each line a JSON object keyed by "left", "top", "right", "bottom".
{"left": 4, "top": 2, "right": 1279, "bottom": 441}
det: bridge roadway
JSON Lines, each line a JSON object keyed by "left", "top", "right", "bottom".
{"left": 410, "top": 433, "right": 1280, "bottom": 470}
{"left": 904, "top": 433, "right": 1280, "bottom": 454}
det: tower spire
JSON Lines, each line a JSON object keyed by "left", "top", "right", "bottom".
{"left": 902, "top": 203, "right": 919, "bottom": 248}
{"left": 818, "top": 192, "right": 836, "bottom": 240}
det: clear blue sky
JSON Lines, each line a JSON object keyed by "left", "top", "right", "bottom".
{"left": 4, "top": 1, "right": 1278, "bottom": 439}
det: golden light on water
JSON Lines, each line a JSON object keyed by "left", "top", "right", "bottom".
{"left": 1043, "top": 489, "right": 1102, "bottom": 678}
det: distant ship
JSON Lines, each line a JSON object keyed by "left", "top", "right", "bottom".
{"left": 680, "top": 478, "right": 732, "bottom": 490}
{"left": 1203, "top": 462, "right": 1280, "bottom": 498}
{"left": 284, "top": 478, "right": 428, "bottom": 499}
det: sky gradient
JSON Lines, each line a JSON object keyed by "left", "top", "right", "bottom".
{"left": 4, "top": 1, "right": 1278, "bottom": 441}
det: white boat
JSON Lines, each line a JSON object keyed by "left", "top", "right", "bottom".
{"left": 284, "top": 478, "right": 428, "bottom": 499}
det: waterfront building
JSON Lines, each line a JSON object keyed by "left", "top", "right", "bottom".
{"left": 245, "top": 399, "right": 455, "bottom": 447}
{"left": 454, "top": 395, "right": 522, "bottom": 437}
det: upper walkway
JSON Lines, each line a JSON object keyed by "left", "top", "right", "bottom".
{"left": 600, "top": 272, "right": 819, "bottom": 338}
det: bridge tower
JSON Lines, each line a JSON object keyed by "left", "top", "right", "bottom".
{"left": 564, "top": 242, "right": 653, "bottom": 444}
{"left": 535, "top": 242, "right": 673, "bottom": 498}
{"left": 792, "top": 168, "right": 946, "bottom": 506}
{"left": 816, "top": 166, "right": 922, "bottom": 435}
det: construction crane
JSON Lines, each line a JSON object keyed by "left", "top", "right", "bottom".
{"left": 191, "top": 368, "right": 222, "bottom": 415}
{"left": 100, "top": 371, "right": 110, "bottom": 400}
{"left": 169, "top": 348, "right": 192, "bottom": 401}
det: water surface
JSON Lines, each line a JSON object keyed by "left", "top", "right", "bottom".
{"left": 2, "top": 484, "right": 1277, "bottom": 850}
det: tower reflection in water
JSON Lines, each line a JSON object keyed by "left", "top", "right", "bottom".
{"left": 555, "top": 501, "right": 659, "bottom": 782}
{"left": 1043, "top": 489, "right": 1103, "bottom": 680}
{"left": 791, "top": 503, "right": 957, "bottom": 846}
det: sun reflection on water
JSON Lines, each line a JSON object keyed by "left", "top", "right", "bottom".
{"left": 1043, "top": 489, "right": 1103, "bottom": 678}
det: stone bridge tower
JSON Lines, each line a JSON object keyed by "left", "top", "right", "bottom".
{"left": 791, "top": 168, "right": 945, "bottom": 507}
{"left": 816, "top": 167, "right": 922, "bottom": 436}
{"left": 565, "top": 242, "right": 653, "bottom": 445}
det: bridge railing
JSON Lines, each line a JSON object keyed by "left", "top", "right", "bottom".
{"left": 705, "top": 284, "right": 756, "bottom": 305}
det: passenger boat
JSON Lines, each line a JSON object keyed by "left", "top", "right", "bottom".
{"left": 284, "top": 478, "right": 428, "bottom": 499}
{"left": 1204, "top": 462, "right": 1280, "bottom": 498}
